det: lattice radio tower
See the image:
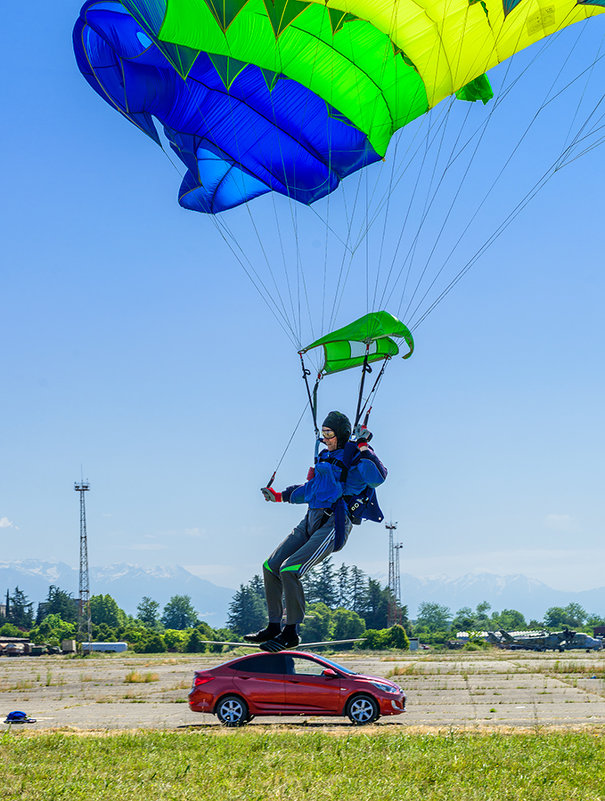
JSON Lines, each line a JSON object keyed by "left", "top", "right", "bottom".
{"left": 386, "top": 522, "right": 403, "bottom": 626}
{"left": 74, "top": 479, "right": 92, "bottom": 647}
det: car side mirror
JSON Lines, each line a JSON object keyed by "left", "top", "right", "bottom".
{"left": 322, "top": 668, "right": 338, "bottom": 679}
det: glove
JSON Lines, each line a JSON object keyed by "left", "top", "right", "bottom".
{"left": 261, "top": 487, "right": 282, "bottom": 502}
{"left": 353, "top": 423, "right": 373, "bottom": 444}
{"left": 306, "top": 466, "right": 315, "bottom": 481}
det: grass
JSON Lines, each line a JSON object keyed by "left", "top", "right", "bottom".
{"left": 124, "top": 671, "right": 160, "bottom": 684}
{"left": 1, "top": 730, "right": 605, "bottom": 800}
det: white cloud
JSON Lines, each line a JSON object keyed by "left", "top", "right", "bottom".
{"left": 0, "top": 517, "right": 15, "bottom": 529}
{"left": 128, "top": 543, "right": 168, "bottom": 551}
{"left": 545, "top": 513, "right": 574, "bottom": 531}
{"left": 184, "top": 527, "right": 206, "bottom": 539}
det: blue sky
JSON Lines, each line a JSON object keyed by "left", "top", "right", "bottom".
{"left": 2, "top": 2, "right": 605, "bottom": 597}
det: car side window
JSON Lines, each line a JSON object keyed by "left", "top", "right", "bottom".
{"left": 290, "top": 657, "right": 327, "bottom": 676}
{"left": 237, "top": 654, "right": 286, "bottom": 674}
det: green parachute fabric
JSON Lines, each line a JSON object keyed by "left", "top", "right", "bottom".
{"left": 301, "top": 312, "right": 414, "bottom": 375}
{"left": 155, "top": 0, "right": 604, "bottom": 156}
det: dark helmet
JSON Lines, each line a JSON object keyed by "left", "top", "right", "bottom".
{"left": 322, "top": 411, "right": 351, "bottom": 448}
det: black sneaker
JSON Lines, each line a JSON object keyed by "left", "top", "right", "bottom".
{"left": 243, "top": 626, "right": 280, "bottom": 644}
{"left": 260, "top": 631, "right": 300, "bottom": 652}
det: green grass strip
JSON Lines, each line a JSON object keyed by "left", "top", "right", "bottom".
{"left": 1, "top": 729, "right": 605, "bottom": 800}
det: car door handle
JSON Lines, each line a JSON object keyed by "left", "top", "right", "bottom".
{"left": 287, "top": 679, "right": 301, "bottom": 683}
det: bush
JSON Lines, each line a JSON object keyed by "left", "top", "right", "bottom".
{"left": 132, "top": 633, "right": 166, "bottom": 653}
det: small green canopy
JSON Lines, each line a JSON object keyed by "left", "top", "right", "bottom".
{"left": 301, "top": 311, "right": 414, "bottom": 375}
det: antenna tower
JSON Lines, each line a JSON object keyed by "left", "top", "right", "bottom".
{"left": 74, "top": 480, "right": 92, "bottom": 648}
{"left": 386, "top": 522, "right": 403, "bottom": 626}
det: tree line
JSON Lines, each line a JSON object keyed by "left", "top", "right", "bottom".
{"left": 1, "top": 569, "right": 604, "bottom": 652}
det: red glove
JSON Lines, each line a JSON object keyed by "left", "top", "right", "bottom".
{"left": 261, "top": 487, "right": 282, "bottom": 502}
{"left": 306, "top": 466, "right": 315, "bottom": 481}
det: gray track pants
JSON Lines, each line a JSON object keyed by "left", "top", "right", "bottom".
{"left": 263, "top": 508, "right": 352, "bottom": 625}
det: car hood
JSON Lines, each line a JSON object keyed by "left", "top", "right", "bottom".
{"left": 350, "top": 674, "right": 401, "bottom": 690}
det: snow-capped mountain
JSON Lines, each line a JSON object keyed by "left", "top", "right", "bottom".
{"left": 0, "top": 560, "right": 233, "bottom": 626}
{"left": 1, "top": 561, "right": 604, "bottom": 624}
{"left": 398, "top": 572, "right": 605, "bottom": 620}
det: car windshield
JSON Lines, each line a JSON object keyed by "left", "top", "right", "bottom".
{"left": 318, "top": 657, "right": 357, "bottom": 675}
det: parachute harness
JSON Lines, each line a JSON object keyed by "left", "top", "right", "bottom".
{"left": 266, "top": 311, "right": 414, "bottom": 488}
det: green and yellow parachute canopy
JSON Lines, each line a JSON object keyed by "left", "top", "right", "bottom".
{"left": 73, "top": 0, "right": 604, "bottom": 213}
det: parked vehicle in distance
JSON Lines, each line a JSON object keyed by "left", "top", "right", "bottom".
{"left": 189, "top": 651, "right": 405, "bottom": 726}
{"left": 81, "top": 642, "right": 128, "bottom": 653}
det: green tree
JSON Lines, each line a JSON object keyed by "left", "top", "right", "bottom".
{"left": 37, "top": 586, "right": 77, "bottom": 624}
{"left": 163, "top": 629, "right": 188, "bottom": 652}
{"left": 386, "top": 624, "right": 410, "bottom": 650}
{"left": 336, "top": 564, "right": 351, "bottom": 608}
{"left": 362, "top": 579, "right": 389, "bottom": 629}
{"left": 0, "top": 622, "right": 21, "bottom": 637}
{"left": 90, "top": 594, "right": 126, "bottom": 628}
{"left": 29, "top": 614, "right": 76, "bottom": 646}
{"left": 475, "top": 601, "right": 491, "bottom": 624}
{"left": 306, "top": 559, "right": 337, "bottom": 608}
{"left": 7, "top": 587, "right": 33, "bottom": 629}
{"left": 544, "top": 604, "right": 587, "bottom": 629}
{"left": 332, "top": 608, "right": 366, "bottom": 641}
{"left": 452, "top": 607, "right": 477, "bottom": 631}
{"left": 416, "top": 602, "right": 452, "bottom": 632}
{"left": 227, "top": 580, "right": 266, "bottom": 635}
{"left": 186, "top": 629, "right": 208, "bottom": 653}
{"left": 136, "top": 596, "right": 161, "bottom": 629}
{"left": 300, "top": 603, "right": 332, "bottom": 642}
{"left": 492, "top": 608, "right": 526, "bottom": 630}
{"left": 162, "top": 595, "right": 198, "bottom": 630}
{"left": 134, "top": 632, "right": 166, "bottom": 653}
{"left": 348, "top": 566, "right": 368, "bottom": 615}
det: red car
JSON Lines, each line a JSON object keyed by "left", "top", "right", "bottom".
{"left": 188, "top": 651, "right": 406, "bottom": 726}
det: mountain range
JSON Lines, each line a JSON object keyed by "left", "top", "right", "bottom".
{"left": 1, "top": 560, "right": 604, "bottom": 625}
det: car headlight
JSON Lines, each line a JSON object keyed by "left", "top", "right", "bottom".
{"left": 370, "top": 681, "right": 399, "bottom": 694}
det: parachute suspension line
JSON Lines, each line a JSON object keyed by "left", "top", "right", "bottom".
{"left": 374, "top": 101, "right": 454, "bottom": 312}
{"left": 388, "top": 21, "right": 571, "bottom": 325}
{"left": 265, "top": 402, "right": 309, "bottom": 489}
{"left": 328, "top": 166, "right": 368, "bottom": 332}
{"left": 154, "top": 136, "right": 299, "bottom": 348}
{"left": 376, "top": 20, "right": 566, "bottom": 320}
{"left": 397, "top": 98, "right": 470, "bottom": 316}
{"left": 406, "top": 28, "right": 605, "bottom": 328}
{"left": 372, "top": 125, "right": 403, "bottom": 312}
{"left": 270, "top": 191, "right": 299, "bottom": 342}
{"left": 411, "top": 99, "right": 605, "bottom": 331}
{"left": 354, "top": 345, "right": 372, "bottom": 427}
{"left": 326, "top": 18, "right": 399, "bottom": 330}
{"left": 395, "top": 101, "right": 482, "bottom": 320}
{"left": 357, "top": 357, "right": 391, "bottom": 425}
{"left": 298, "top": 352, "right": 321, "bottom": 438}
{"left": 177, "top": 76, "right": 300, "bottom": 344}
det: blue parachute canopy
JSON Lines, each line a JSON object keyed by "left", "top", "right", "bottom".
{"left": 73, "top": 1, "right": 381, "bottom": 213}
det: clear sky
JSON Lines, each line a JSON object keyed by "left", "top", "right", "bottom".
{"left": 2, "top": 3, "right": 605, "bottom": 596}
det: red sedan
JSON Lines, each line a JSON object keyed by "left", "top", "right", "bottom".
{"left": 188, "top": 651, "right": 405, "bottom": 726}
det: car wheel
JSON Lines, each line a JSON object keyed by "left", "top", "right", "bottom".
{"left": 346, "top": 694, "right": 380, "bottom": 725}
{"left": 215, "top": 695, "right": 249, "bottom": 727}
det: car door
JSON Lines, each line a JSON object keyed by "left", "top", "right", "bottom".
{"left": 283, "top": 655, "right": 342, "bottom": 714}
{"left": 232, "top": 653, "right": 287, "bottom": 712}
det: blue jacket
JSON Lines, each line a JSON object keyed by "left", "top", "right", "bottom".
{"left": 282, "top": 443, "right": 387, "bottom": 510}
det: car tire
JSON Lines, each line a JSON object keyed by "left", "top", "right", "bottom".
{"left": 215, "top": 695, "right": 249, "bottom": 727}
{"left": 345, "top": 694, "right": 380, "bottom": 725}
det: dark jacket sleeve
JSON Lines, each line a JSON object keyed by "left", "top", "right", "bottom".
{"left": 359, "top": 447, "right": 388, "bottom": 481}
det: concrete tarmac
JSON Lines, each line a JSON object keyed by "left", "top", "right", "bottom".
{"left": 1, "top": 650, "right": 604, "bottom": 731}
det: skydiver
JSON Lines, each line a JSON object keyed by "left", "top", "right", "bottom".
{"left": 245, "top": 411, "right": 387, "bottom": 652}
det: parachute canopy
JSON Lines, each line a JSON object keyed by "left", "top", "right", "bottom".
{"left": 74, "top": 0, "right": 603, "bottom": 211}
{"left": 301, "top": 312, "right": 414, "bottom": 375}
